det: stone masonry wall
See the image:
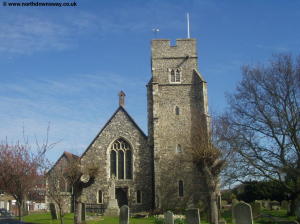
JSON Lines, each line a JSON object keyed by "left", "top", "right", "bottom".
{"left": 148, "top": 39, "right": 209, "bottom": 210}
{"left": 81, "top": 108, "right": 153, "bottom": 212}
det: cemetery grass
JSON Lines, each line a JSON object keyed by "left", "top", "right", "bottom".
{"left": 22, "top": 213, "right": 156, "bottom": 224}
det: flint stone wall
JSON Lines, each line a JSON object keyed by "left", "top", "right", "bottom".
{"left": 81, "top": 108, "right": 153, "bottom": 212}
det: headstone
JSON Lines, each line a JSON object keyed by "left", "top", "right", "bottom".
{"left": 104, "top": 177, "right": 120, "bottom": 216}
{"left": 164, "top": 211, "right": 174, "bottom": 224}
{"left": 254, "top": 200, "right": 263, "bottom": 209}
{"left": 119, "top": 205, "right": 129, "bottom": 224}
{"left": 270, "top": 201, "right": 281, "bottom": 210}
{"left": 281, "top": 200, "right": 289, "bottom": 210}
{"left": 186, "top": 208, "right": 200, "bottom": 224}
{"left": 263, "top": 200, "right": 271, "bottom": 210}
{"left": 81, "top": 203, "right": 86, "bottom": 221}
{"left": 49, "top": 203, "right": 58, "bottom": 220}
{"left": 219, "top": 218, "right": 227, "bottom": 224}
{"left": 232, "top": 202, "right": 253, "bottom": 224}
{"left": 250, "top": 202, "right": 261, "bottom": 217}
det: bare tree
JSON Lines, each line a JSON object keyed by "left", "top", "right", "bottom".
{"left": 191, "top": 117, "right": 226, "bottom": 224}
{"left": 219, "top": 54, "right": 300, "bottom": 214}
{"left": 46, "top": 157, "right": 76, "bottom": 224}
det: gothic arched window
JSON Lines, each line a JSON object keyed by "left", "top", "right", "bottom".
{"left": 110, "top": 138, "right": 132, "bottom": 179}
{"left": 178, "top": 180, "right": 184, "bottom": 197}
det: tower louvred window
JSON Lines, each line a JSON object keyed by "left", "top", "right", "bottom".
{"left": 170, "top": 68, "right": 181, "bottom": 83}
{"left": 175, "top": 69, "right": 181, "bottom": 82}
{"left": 110, "top": 138, "right": 132, "bottom": 179}
{"left": 171, "top": 70, "right": 175, "bottom": 82}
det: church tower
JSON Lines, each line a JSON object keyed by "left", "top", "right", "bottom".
{"left": 147, "top": 39, "right": 209, "bottom": 209}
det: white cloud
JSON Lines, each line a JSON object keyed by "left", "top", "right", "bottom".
{"left": 0, "top": 13, "right": 73, "bottom": 54}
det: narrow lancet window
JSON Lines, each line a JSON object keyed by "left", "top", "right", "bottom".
{"left": 97, "top": 190, "right": 103, "bottom": 204}
{"left": 126, "top": 150, "right": 132, "bottom": 179}
{"left": 136, "top": 190, "right": 142, "bottom": 204}
{"left": 171, "top": 70, "right": 175, "bottom": 82}
{"left": 175, "top": 106, "right": 180, "bottom": 115}
{"left": 175, "top": 69, "right": 181, "bottom": 82}
{"left": 118, "top": 150, "right": 124, "bottom": 179}
{"left": 179, "top": 180, "right": 184, "bottom": 197}
{"left": 110, "top": 150, "right": 117, "bottom": 177}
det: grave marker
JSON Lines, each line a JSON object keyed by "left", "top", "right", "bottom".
{"left": 233, "top": 201, "right": 253, "bottom": 224}
{"left": 186, "top": 208, "right": 200, "bottom": 224}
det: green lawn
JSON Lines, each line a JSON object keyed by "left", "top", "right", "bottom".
{"left": 22, "top": 213, "right": 155, "bottom": 224}
{"left": 22, "top": 209, "right": 298, "bottom": 224}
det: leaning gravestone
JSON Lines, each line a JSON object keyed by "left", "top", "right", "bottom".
{"left": 119, "top": 205, "right": 129, "bottom": 224}
{"left": 49, "top": 203, "right": 58, "bottom": 220}
{"left": 164, "top": 211, "right": 174, "bottom": 224}
{"left": 233, "top": 202, "right": 253, "bottom": 224}
{"left": 186, "top": 208, "right": 200, "bottom": 224}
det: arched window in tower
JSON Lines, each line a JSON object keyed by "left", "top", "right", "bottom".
{"left": 175, "top": 106, "right": 180, "bottom": 115}
{"left": 110, "top": 150, "right": 117, "bottom": 177}
{"left": 170, "top": 69, "right": 175, "bottom": 82}
{"left": 110, "top": 138, "right": 132, "bottom": 180}
{"left": 176, "top": 144, "right": 182, "bottom": 153}
{"left": 175, "top": 69, "right": 181, "bottom": 82}
{"left": 178, "top": 180, "right": 184, "bottom": 197}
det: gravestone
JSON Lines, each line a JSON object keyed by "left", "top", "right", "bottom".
{"left": 254, "top": 200, "right": 263, "bottom": 209}
{"left": 49, "top": 203, "right": 58, "bottom": 220}
{"left": 233, "top": 202, "right": 253, "bottom": 224}
{"left": 250, "top": 202, "right": 261, "bottom": 217}
{"left": 119, "top": 205, "right": 129, "bottom": 224}
{"left": 281, "top": 200, "right": 289, "bottom": 210}
{"left": 263, "top": 200, "right": 271, "bottom": 210}
{"left": 104, "top": 177, "right": 120, "bottom": 216}
{"left": 164, "top": 211, "right": 174, "bottom": 224}
{"left": 186, "top": 208, "right": 200, "bottom": 224}
{"left": 219, "top": 218, "right": 227, "bottom": 224}
{"left": 270, "top": 201, "right": 281, "bottom": 210}
{"left": 81, "top": 203, "right": 86, "bottom": 221}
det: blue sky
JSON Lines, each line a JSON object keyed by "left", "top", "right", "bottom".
{"left": 1, "top": 0, "right": 299, "bottom": 162}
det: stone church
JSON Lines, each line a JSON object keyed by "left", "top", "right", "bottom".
{"left": 50, "top": 38, "right": 209, "bottom": 213}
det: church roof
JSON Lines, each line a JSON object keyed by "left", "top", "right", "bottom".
{"left": 80, "top": 106, "right": 147, "bottom": 158}
{"left": 46, "top": 151, "right": 79, "bottom": 175}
